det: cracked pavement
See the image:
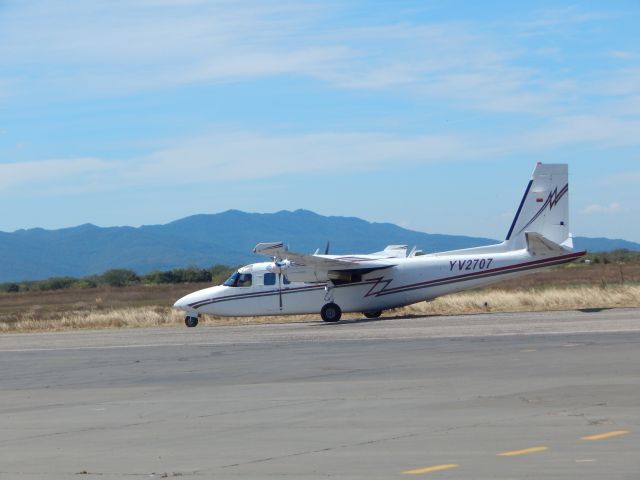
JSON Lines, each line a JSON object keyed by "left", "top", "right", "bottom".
{"left": 0, "top": 309, "right": 639, "bottom": 478}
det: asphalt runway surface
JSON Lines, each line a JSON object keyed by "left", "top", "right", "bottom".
{"left": 1, "top": 308, "right": 639, "bottom": 479}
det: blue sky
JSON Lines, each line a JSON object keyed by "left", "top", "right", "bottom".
{"left": 1, "top": 1, "right": 639, "bottom": 242}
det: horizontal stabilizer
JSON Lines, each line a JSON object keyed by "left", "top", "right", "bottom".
{"left": 525, "top": 232, "right": 567, "bottom": 255}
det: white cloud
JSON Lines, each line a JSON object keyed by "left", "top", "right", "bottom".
{"left": 515, "top": 6, "right": 617, "bottom": 35}
{"left": 0, "top": 1, "right": 349, "bottom": 95}
{"left": 512, "top": 115, "right": 640, "bottom": 151}
{"left": 3, "top": 113, "right": 639, "bottom": 196}
{"left": 0, "top": 158, "right": 112, "bottom": 190}
{"left": 604, "top": 171, "right": 640, "bottom": 185}
{"left": 0, "top": 1, "right": 595, "bottom": 115}
{"left": 0, "top": 130, "right": 471, "bottom": 194}
{"left": 608, "top": 50, "right": 636, "bottom": 60}
{"left": 582, "top": 202, "right": 623, "bottom": 215}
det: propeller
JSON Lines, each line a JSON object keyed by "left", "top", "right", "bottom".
{"left": 324, "top": 240, "right": 330, "bottom": 255}
{"left": 272, "top": 256, "right": 289, "bottom": 311}
{"left": 277, "top": 269, "right": 283, "bottom": 310}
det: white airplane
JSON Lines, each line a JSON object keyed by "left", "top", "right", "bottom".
{"left": 174, "top": 163, "right": 585, "bottom": 327}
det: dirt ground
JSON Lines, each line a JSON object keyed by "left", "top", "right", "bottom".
{"left": 0, "top": 262, "right": 638, "bottom": 332}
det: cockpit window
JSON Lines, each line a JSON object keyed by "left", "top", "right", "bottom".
{"left": 223, "top": 272, "right": 252, "bottom": 287}
{"left": 237, "top": 273, "right": 252, "bottom": 287}
{"left": 223, "top": 272, "right": 239, "bottom": 287}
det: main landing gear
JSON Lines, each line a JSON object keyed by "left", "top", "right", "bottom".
{"left": 363, "top": 310, "right": 382, "bottom": 319}
{"left": 321, "top": 302, "right": 342, "bottom": 322}
{"left": 185, "top": 315, "right": 199, "bottom": 328}
{"left": 321, "top": 280, "right": 342, "bottom": 323}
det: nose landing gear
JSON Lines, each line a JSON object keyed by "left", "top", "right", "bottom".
{"left": 185, "top": 315, "right": 199, "bottom": 328}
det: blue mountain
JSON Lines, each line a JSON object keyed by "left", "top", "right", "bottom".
{"left": 0, "top": 209, "right": 637, "bottom": 282}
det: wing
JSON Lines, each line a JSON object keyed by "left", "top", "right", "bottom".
{"left": 253, "top": 242, "right": 398, "bottom": 270}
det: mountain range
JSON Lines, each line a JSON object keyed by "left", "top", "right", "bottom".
{"left": 1, "top": 209, "right": 638, "bottom": 282}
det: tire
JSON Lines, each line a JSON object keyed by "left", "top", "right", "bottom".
{"left": 320, "top": 303, "right": 342, "bottom": 322}
{"left": 185, "top": 316, "right": 199, "bottom": 328}
{"left": 363, "top": 310, "right": 382, "bottom": 319}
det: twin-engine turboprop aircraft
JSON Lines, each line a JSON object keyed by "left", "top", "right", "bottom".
{"left": 174, "top": 163, "right": 585, "bottom": 326}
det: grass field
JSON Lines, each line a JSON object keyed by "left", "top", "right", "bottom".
{"left": 1, "top": 263, "right": 638, "bottom": 333}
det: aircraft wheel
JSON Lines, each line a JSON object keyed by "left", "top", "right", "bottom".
{"left": 185, "top": 316, "right": 199, "bottom": 328}
{"left": 363, "top": 310, "right": 382, "bottom": 319}
{"left": 321, "top": 303, "right": 342, "bottom": 323}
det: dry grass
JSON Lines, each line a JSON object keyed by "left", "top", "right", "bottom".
{"left": 1, "top": 285, "right": 638, "bottom": 333}
{"left": 400, "top": 284, "right": 640, "bottom": 317}
{"left": 0, "top": 306, "right": 183, "bottom": 333}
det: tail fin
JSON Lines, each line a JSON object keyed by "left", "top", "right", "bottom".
{"left": 505, "top": 163, "right": 571, "bottom": 250}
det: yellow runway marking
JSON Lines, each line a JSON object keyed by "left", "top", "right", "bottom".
{"left": 581, "top": 430, "right": 630, "bottom": 441}
{"left": 497, "top": 446, "right": 548, "bottom": 456}
{"left": 402, "top": 464, "right": 459, "bottom": 474}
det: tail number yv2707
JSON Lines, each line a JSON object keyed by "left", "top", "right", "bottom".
{"left": 449, "top": 258, "right": 493, "bottom": 271}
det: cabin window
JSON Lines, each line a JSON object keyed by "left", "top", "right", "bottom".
{"left": 223, "top": 272, "right": 252, "bottom": 287}
{"left": 263, "top": 272, "right": 291, "bottom": 285}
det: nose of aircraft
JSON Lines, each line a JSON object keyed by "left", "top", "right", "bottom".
{"left": 173, "top": 295, "right": 190, "bottom": 311}
{"left": 173, "top": 286, "right": 223, "bottom": 313}
{"left": 174, "top": 291, "right": 203, "bottom": 311}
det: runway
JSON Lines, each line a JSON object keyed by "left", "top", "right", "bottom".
{"left": 1, "top": 308, "right": 639, "bottom": 479}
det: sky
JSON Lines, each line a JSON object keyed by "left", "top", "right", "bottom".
{"left": 1, "top": 0, "right": 639, "bottom": 242}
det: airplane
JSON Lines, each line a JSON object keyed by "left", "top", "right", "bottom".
{"left": 174, "top": 163, "right": 585, "bottom": 327}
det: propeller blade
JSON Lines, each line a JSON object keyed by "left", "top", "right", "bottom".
{"left": 324, "top": 241, "right": 330, "bottom": 255}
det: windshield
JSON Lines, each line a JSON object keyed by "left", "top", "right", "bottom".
{"left": 223, "top": 272, "right": 252, "bottom": 287}
{"left": 223, "top": 272, "right": 239, "bottom": 287}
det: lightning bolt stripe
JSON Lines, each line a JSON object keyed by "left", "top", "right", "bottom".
{"left": 516, "top": 183, "right": 568, "bottom": 236}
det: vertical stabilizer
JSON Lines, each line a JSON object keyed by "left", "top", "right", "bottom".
{"left": 505, "top": 163, "right": 570, "bottom": 250}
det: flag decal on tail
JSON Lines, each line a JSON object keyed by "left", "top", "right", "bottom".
{"left": 517, "top": 184, "right": 568, "bottom": 235}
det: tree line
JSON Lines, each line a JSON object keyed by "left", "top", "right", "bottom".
{"left": 1, "top": 249, "right": 639, "bottom": 294}
{"left": 583, "top": 249, "right": 640, "bottom": 264}
{"left": 1, "top": 265, "right": 235, "bottom": 293}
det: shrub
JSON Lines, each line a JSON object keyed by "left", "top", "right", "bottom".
{"left": 100, "top": 269, "right": 140, "bottom": 287}
{"left": 2, "top": 283, "right": 20, "bottom": 293}
{"left": 210, "top": 264, "right": 235, "bottom": 284}
{"left": 38, "top": 277, "right": 77, "bottom": 290}
{"left": 73, "top": 278, "right": 98, "bottom": 289}
{"left": 142, "top": 270, "right": 177, "bottom": 284}
{"left": 174, "top": 267, "right": 212, "bottom": 283}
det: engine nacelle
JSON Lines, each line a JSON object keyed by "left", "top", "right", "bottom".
{"left": 266, "top": 259, "right": 291, "bottom": 274}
